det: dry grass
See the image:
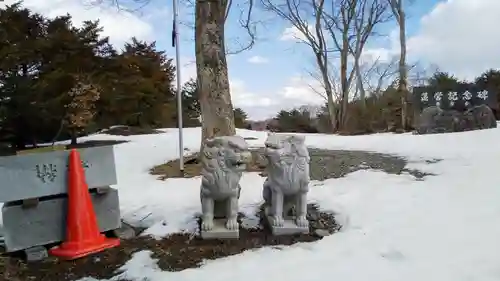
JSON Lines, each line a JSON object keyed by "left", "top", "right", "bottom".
{"left": 101, "top": 126, "right": 163, "bottom": 136}
{"left": 13, "top": 140, "right": 128, "bottom": 157}
{"left": 150, "top": 150, "right": 268, "bottom": 179}
{"left": 16, "top": 145, "right": 67, "bottom": 155}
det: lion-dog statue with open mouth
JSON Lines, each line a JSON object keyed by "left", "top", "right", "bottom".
{"left": 200, "top": 135, "right": 252, "bottom": 238}
{"left": 263, "top": 133, "right": 310, "bottom": 234}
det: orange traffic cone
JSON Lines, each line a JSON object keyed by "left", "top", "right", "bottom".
{"left": 49, "top": 149, "right": 120, "bottom": 260}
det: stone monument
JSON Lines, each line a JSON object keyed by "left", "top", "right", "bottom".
{"left": 199, "top": 135, "right": 252, "bottom": 239}
{"left": 262, "top": 133, "right": 310, "bottom": 236}
{"left": 0, "top": 146, "right": 120, "bottom": 260}
{"left": 413, "top": 86, "right": 497, "bottom": 134}
{"left": 416, "top": 104, "right": 496, "bottom": 134}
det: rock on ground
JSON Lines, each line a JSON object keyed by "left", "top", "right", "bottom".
{"left": 416, "top": 105, "right": 496, "bottom": 134}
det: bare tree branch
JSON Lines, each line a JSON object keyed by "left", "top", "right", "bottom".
{"left": 361, "top": 56, "right": 398, "bottom": 94}
{"left": 348, "top": 0, "right": 391, "bottom": 105}
{"left": 261, "top": 0, "right": 339, "bottom": 131}
{"left": 303, "top": 68, "right": 328, "bottom": 101}
{"left": 225, "top": 0, "right": 233, "bottom": 22}
{"left": 387, "top": 0, "right": 408, "bottom": 129}
{"left": 87, "top": 0, "right": 151, "bottom": 13}
{"left": 96, "top": 0, "right": 258, "bottom": 55}
{"left": 226, "top": 0, "right": 256, "bottom": 54}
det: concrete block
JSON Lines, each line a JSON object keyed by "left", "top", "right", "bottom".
{"left": 2, "top": 188, "right": 121, "bottom": 252}
{"left": 0, "top": 146, "right": 117, "bottom": 202}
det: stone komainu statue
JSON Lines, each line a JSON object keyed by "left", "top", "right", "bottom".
{"left": 200, "top": 136, "right": 252, "bottom": 232}
{"left": 263, "top": 133, "right": 310, "bottom": 229}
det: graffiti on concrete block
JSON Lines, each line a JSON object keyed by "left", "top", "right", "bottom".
{"left": 35, "top": 164, "right": 58, "bottom": 183}
{"left": 35, "top": 160, "right": 91, "bottom": 183}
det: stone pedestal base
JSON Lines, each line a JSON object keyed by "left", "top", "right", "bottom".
{"left": 200, "top": 219, "right": 239, "bottom": 239}
{"left": 265, "top": 207, "right": 309, "bottom": 236}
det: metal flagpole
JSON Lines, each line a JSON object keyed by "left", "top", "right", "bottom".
{"left": 172, "top": 0, "right": 184, "bottom": 173}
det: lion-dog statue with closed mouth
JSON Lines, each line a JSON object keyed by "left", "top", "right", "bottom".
{"left": 199, "top": 135, "right": 252, "bottom": 239}
{"left": 263, "top": 133, "right": 310, "bottom": 235}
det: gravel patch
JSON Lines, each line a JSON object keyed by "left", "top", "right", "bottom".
{"left": 305, "top": 149, "right": 435, "bottom": 180}
{"left": 151, "top": 148, "right": 437, "bottom": 180}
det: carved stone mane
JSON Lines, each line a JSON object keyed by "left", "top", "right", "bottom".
{"left": 265, "top": 134, "right": 310, "bottom": 194}
{"left": 200, "top": 136, "right": 249, "bottom": 199}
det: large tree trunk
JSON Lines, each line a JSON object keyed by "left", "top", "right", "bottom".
{"left": 195, "top": 0, "right": 236, "bottom": 148}
{"left": 326, "top": 93, "right": 337, "bottom": 133}
{"left": 313, "top": 0, "right": 338, "bottom": 133}
{"left": 315, "top": 54, "right": 337, "bottom": 132}
{"left": 354, "top": 54, "right": 366, "bottom": 108}
{"left": 396, "top": 1, "right": 408, "bottom": 130}
{"left": 340, "top": 33, "right": 350, "bottom": 130}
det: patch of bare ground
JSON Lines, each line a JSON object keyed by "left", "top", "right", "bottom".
{"left": 100, "top": 126, "right": 163, "bottom": 136}
{"left": 151, "top": 148, "right": 437, "bottom": 181}
{"left": 0, "top": 205, "right": 339, "bottom": 281}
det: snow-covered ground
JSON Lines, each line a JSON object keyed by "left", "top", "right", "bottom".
{"left": 5, "top": 126, "right": 500, "bottom": 281}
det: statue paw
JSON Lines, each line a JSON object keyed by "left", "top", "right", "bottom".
{"left": 296, "top": 215, "right": 309, "bottom": 228}
{"left": 225, "top": 217, "right": 239, "bottom": 230}
{"left": 272, "top": 215, "right": 285, "bottom": 227}
{"left": 201, "top": 217, "right": 214, "bottom": 231}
